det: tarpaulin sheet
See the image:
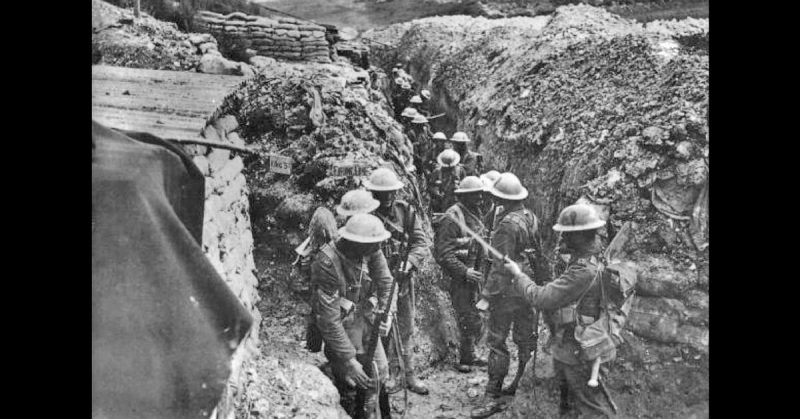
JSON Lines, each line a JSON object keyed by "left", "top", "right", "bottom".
{"left": 92, "top": 121, "right": 253, "bottom": 418}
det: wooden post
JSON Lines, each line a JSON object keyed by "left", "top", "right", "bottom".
{"left": 134, "top": 0, "right": 141, "bottom": 18}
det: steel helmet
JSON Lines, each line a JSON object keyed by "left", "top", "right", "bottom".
{"left": 401, "top": 107, "right": 419, "bottom": 118}
{"left": 480, "top": 170, "right": 501, "bottom": 190}
{"left": 364, "top": 167, "right": 404, "bottom": 191}
{"left": 552, "top": 204, "right": 606, "bottom": 232}
{"left": 411, "top": 114, "right": 429, "bottom": 124}
{"left": 338, "top": 213, "right": 391, "bottom": 243}
{"left": 489, "top": 172, "right": 528, "bottom": 200}
{"left": 336, "top": 189, "right": 380, "bottom": 216}
{"left": 420, "top": 89, "right": 431, "bottom": 100}
{"left": 450, "top": 132, "right": 470, "bottom": 143}
{"left": 410, "top": 95, "right": 422, "bottom": 104}
{"left": 433, "top": 132, "right": 447, "bottom": 141}
{"left": 437, "top": 149, "right": 461, "bottom": 167}
{"left": 455, "top": 176, "right": 484, "bottom": 194}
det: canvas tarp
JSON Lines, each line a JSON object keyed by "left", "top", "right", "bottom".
{"left": 92, "top": 120, "right": 253, "bottom": 418}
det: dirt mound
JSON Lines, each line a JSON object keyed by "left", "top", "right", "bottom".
{"left": 92, "top": 0, "right": 216, "bottom": 71}
{"left": 366, "top": 5, "right": 708, "bottom": 416}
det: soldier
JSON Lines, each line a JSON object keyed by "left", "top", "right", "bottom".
{"left": 479, "top": 170, "right": 502, "bottom": 223}
{"left": 409, "top": 95, "right": 427, "bottom": 116}
{"left": 433, "top": 176, "right": 489, "bottom": 373}
{"left": 429, "top": 149, "right": 467, "bottom": 214}
{"left": 472, "top": 172, "right": 548, "bottom": 419}
{"left": 336, "top": 189, "right": 381, "bottom": 224}
{"left": 450, "top": 132, "right": 483, "bottom": 176}
{"left": 365, "top": 168, "right": 432, "bottom": 395}
{"left": 392, "top": 80, "right": 413, "bottom": 120}
{"left": 426, "top": 131, "right": 453, "bottom": 174}
{"left": 311, "top": 213, "right": 396, "bottom": 419}
{"left": 420, "top": 89, "right": 432, "bottom": 115}
{"left": 408, "top": 114, "right": 432, "bottom": 179}
{"left": 502, "top": 203, "right": 617, "bottom": 419}
{"left": 399, "top": 107, "right": 418, "bottom": 132}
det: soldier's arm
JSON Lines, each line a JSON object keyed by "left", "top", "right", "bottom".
{"left": 311, "top": 255, "right": 357, "bottom": 362}
{"left": 433, "top": 218, "right": 470, "bottom": 281}
{"left": 407, "top": 206, "right": 432, "bottom": 270}
{"left": 511, "top": 263, "right": 594, "bottom": 310}
{"left": 367, "top": 249, "right": 396, "bottom": 311}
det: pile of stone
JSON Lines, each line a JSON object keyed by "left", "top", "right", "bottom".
{"left": 193, "top": 10, "right": 332, "bottom": 63}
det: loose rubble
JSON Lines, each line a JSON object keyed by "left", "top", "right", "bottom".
{"left": 92, "top": 0, "right": 219, "bottom": 71}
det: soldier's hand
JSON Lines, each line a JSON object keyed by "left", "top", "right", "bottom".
{"left": 379, "top": 313, "right": 393, "bottom": 337}
{"left": 504, "top": 259, "right": 522, "bottom": 277}
{"left": 345, "top": 358, "right": 373, "bottom": 389}
{"left": 466, "top": 268, "right": 483, "bottom": 284}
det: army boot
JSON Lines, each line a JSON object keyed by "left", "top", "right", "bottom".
{"left": 456, "top": 335, "right": 487, "bottom": 372}
{"left": 470, "top": 393, "right": 509, "bottom": 419}
{"left": 403, "top": 353, "right": 429, "bottom": 395}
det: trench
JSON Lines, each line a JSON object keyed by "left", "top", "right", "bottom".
{"left": 204, "top": 5, "right": 709, "bottom": 419}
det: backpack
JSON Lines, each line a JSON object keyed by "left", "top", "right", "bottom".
{"left": 573, "top": 260, "right": 637, "bottom": 362}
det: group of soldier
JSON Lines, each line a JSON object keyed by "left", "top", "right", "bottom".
{"left": 294, "top": 69, "right": 619, "bottom": 418}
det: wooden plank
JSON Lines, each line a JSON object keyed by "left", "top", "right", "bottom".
{"left": 91, "top": 65, "right": 243, "bottom": 143}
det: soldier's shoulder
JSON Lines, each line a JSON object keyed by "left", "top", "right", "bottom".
{"left": 499, "top": 210, "right": 526, "bottom": 227}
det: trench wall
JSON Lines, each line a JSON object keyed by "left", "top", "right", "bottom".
{"left": 180, "top": 114, "right": 261, "bottom": 419}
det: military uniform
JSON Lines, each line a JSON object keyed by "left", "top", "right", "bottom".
{"left": 434, "top": 202, "right": 485, "bottom": 364}
{"left": 482, "top": 201, "right": 546, "bottom": 397}
{"left": 510, "top": 240, "right": 617, "bottom": 419}
{"left": 374, "top": 201, "right": 431, "bottom": 382}
{"left": 459, "top": 150, "right": 482, "bottom": 177}
{"left": 429, "top": 165, "right": 467, "bottom": 213}
{"left": 311, "top": 242, "right": 393, "bottom": 418}
{"left": 408, "top": 128, "right": 431, "bottom": 176}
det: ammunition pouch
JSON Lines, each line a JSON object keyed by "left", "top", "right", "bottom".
{"left": 549, "top": 306, "right": 577, "bottom": 328}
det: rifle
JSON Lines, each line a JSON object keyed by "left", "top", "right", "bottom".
{"left": 444, "top": 211, "right": 512, "bottom": 311}
{"left": 362, "top": 206, "right": 416, "bottom": 417}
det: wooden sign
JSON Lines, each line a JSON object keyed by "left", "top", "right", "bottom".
{"left": 328, "top": 161, "right": 373, "bottom": 177}
{"left": 269, "top": 154, "right": 293, "bottom": 174}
